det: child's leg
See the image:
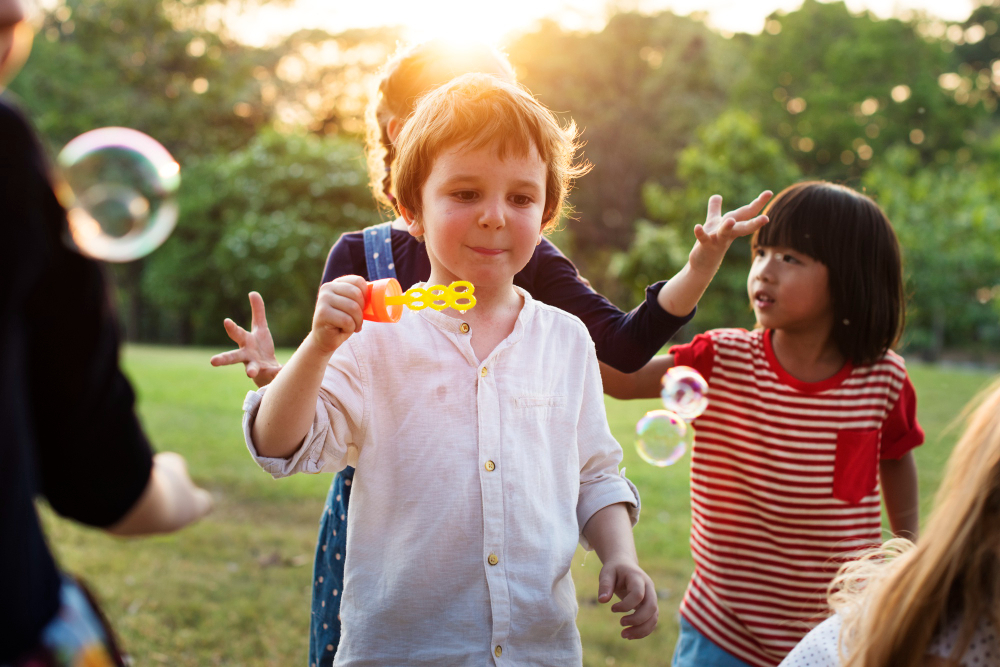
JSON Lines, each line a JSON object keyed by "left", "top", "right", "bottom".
{"left": 672, "top": 616, "right": 754, "bottom": 667}
{"left": 308, "top": 467, "right": 353, "bottom": 667}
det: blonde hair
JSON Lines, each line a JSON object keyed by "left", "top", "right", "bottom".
{"left": 828, "top": 377, "right": 1000, "bottom": 666}
{"left": 392, "top": 73, "right": 588, "bottom": 230}
{"left": 364, "top": 40, "right": 516, "bottom": 214}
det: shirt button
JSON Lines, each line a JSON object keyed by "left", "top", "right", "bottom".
{"left": 460, "top": 322, "right": 470, "bottom": 334}
{"left": 494, "top": 645, "right": 502, "bottom": 657}
{"left": 485, "top": 460, "right": 495, "bottom": 472}
{"left": 480, "top": 367, "right": 488, "bottom": 377}
{"left": 488, "top": 553, "right": 499, "bottom": 566}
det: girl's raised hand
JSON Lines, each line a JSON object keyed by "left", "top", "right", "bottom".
{"left": 210, "top": 291, "right": 281, "bottom": 388}
{"left": 689, "top": 191, "right": 772, "bottom": 275}
{"left": 309, "top": 275, "right": 368, "bottom": 355}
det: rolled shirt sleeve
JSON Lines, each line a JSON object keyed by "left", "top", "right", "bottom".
{"left": 576, "top": 339, "right": 641, "bottom": 550}
{"left": 242, "top": 339, "right": 368, "bottom": 478}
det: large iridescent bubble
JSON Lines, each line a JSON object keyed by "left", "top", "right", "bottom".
{"left": 660, "top": 365, "right": 709, "bottom": 421}
{"left": 635, "top": 409, "right": 694, "bottom": 467}
{"left": 57, "top": 127, "right": 180, "bottom": 262}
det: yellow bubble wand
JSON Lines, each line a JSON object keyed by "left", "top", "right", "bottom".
{"left": 363, "top": 278, "right": 476, "bottom": 323}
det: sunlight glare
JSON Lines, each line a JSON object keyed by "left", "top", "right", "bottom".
{"left": 221, "top": 0, "right": 976, "bottom": 48}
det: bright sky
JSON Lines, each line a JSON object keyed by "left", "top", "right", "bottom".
{"left": 226, "top": 0, "right": 976, "bottom": 47}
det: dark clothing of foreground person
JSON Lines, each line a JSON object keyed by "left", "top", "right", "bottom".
{"left": 0, "top": 98, "right": 154, "bottom": 661}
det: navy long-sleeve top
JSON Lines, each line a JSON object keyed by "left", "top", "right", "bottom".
{"left": 322, "top": 225, "right": 693, "bottom": 373}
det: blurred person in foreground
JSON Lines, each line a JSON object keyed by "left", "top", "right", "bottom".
{"left": 0, "top": 2, "right": 212, "bottom": 665}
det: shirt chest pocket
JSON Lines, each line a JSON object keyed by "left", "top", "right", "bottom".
{"left": 514, "top": 395, "right": 567, "bottom": 409}
{"left": 832, "top": 429, "right": 880, "bottom": 504}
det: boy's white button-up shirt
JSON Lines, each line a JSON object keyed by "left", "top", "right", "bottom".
{"left": 243, "top": 288, "right": 639, "bottom": 666}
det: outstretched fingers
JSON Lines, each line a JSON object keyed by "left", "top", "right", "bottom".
{"left": 249, "top": 291, "right": 268, "bottom": 331}
{"left": 728, "top": 214, "right": 770, "bottom": 238}
{"left": 223, "top": 317, "right": 249, "bottom": 345}
{"left": 210, "top": 319, "right": 249, "bottom": 367}
{"left": 725, "top": 190, "right": 773, "bottom": 222}
{"left": 209, "top": 347, "right": 247, "bottom": 367}
{"left": 705, "top": 194, "right": 723, "bottom": 222}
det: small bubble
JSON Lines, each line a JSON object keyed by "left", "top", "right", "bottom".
{"left": 660, "top": 366, "right": 709, "bottom": 421}
{"left": 635, "top": 410, "right": 693, "bottom": 467}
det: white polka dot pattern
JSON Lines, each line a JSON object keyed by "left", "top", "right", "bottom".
{"left": 780, "top": 612, "right": 1000, "bottom": 666}
{"left": 779, "top": 614, "right": 842, "bottom": 667}
{"left": 928, "top": 614, "right": 1000, "bottom": 666}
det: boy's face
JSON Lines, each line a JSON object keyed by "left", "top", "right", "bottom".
{"left": 405, "top": 141, "right": 547, "bottom": 291}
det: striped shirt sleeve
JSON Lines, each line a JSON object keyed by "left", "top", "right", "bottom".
{"left": 669, "top": 332, "right": 717, "bottom": 382}
{"left": 880, "top": 374, "right": 924, "bottom": 459}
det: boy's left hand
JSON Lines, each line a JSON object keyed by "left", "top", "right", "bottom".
{"left": 597, "top": 558, "right": 659, "bottom": 639}
{"left": 689, "top": 191, "right": 772, "bottom": 276}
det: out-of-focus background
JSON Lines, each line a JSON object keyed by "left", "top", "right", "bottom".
{"left": 13, "top": 0, "right": 1000, "bottom": 663}
{"left": 12, "top": 0, "right": 1000, "bottom": 359}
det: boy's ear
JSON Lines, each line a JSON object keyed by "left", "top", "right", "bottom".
{"left": 400, "top": 205, "right": 424, "bottom": 238}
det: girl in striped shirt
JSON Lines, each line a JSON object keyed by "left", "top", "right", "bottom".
{"left": 606, "top": 181, "right": 924, "bottom": 667}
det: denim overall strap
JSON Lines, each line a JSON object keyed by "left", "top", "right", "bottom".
{"left": 309, "top": 222, "right": 395, "bottom": 667}
{"left": 361, "top": 221, "right": 397, "bottom": 281}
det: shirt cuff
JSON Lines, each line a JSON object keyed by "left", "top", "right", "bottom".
{"left": 577, "top": 470, "right": 641, "bottom": 551}
{"left": 645, "top": 280, "right": 697, "bottom": 328}
{"left": 242, "top": 389, "right": 326, "bottom": 478}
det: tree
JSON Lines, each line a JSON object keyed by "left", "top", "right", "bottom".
{"left": 507, "top": 12, "right": 742, "bottom": 290}
{"left": 11, "top": 0, "right": 273, "bottom": 158}
{"left": 143, "top": 129, "right": 382, "bottom": 345}
{"left": 738, "top": 0, "right": 985, "bottom": 180}
{"left": 862, "top": 146, "right": 1000, "bottom": 358}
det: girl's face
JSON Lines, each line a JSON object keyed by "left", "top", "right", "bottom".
{"left": 404, "top": 141, "right": 546, "bottom": 292}
{"left": 748, "top": 245, "right": 834, "bottom": 334}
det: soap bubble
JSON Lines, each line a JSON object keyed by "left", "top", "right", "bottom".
{"left": 661, "top": 366, "right": 709, "bottom": 421}
{"left": 57, "top": 127, "right": 180, "bottom": 262}
{"left": 635, "top": 409, "right": 693, "bottom": 467}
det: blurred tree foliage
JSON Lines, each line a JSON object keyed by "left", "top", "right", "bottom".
{"left": 508, "top": 13, "right": 741, "bottom": 280}
{"left": 142, "top": 130, "right": 380, "bottom": 345}
{"left": 736, "top": 0, "right": 984, "bottom": 180}
{"left": 9, "top": 0, "right": 999, "bottom": 354}
{"left": 13, "top": 0, "right": 270, "bottom": 157}
{"left": 863, "top": 147, "right": 1000, "bottom": 358}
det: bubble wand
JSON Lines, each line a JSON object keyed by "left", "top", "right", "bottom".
{"left": 363, "top": 278, "right": 476, "bottom": 323}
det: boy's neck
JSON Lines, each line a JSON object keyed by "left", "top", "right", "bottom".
{"left": 770, "top": 326, "right": 846, "bottom": 384}
{"left": 430, "top": 274, "right": 523, "bottom": 362}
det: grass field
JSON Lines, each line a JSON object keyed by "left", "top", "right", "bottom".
{"left": 39, "top": 346, "right": 996, "bottom": 666}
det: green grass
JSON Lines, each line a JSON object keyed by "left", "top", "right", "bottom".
{"left": 39, "top": 346, "right": 996, "bottom": 666}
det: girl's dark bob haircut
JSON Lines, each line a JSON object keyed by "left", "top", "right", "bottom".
{"left": 751, "top": 181, "right": 905, "bottom": 366}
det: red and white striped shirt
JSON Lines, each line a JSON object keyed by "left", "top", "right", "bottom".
{"left": 669, "top": 328, "right": 923, "bottom": 667}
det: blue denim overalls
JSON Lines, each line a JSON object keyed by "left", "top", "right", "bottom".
{"left": 308, "top": 222, "right": 396, "bottom": 667}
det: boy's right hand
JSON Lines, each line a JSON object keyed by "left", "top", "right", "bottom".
{"left": 309, "top": 275, "right": 368, "bottom": 355}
